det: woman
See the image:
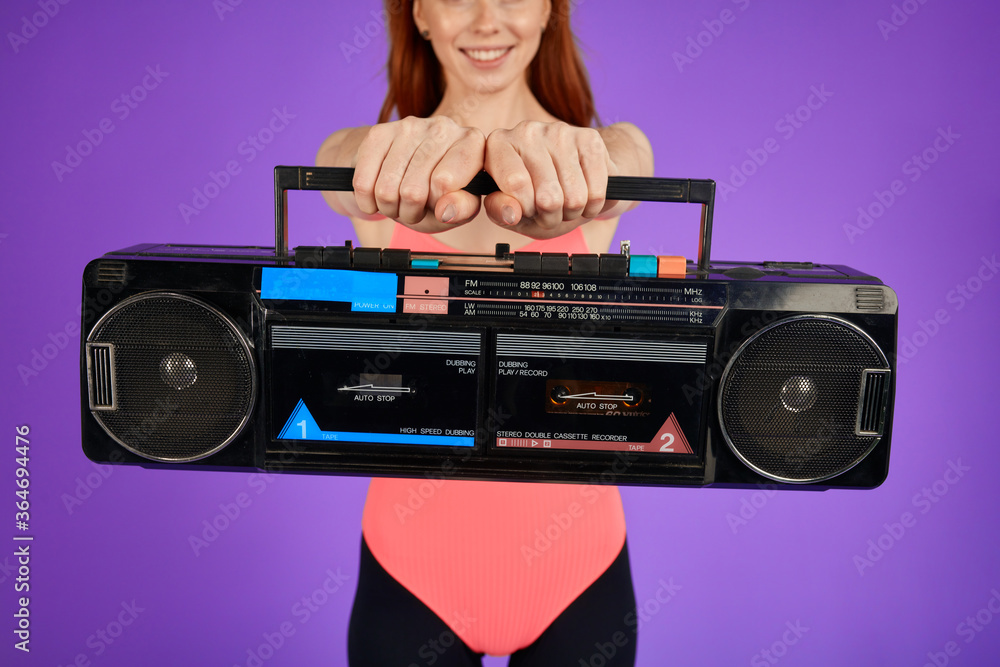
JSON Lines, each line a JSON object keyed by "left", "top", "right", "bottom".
{"left": 317, "top": 1, "right": 653, "bottom": 664}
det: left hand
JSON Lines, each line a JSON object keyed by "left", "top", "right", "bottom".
{"left": 482, "top": 121, "right": 619, "bottom": 239}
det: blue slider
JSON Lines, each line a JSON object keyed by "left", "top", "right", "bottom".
{"left": 629, "top": 255, "right": 658, "bottom": 278}
{"left": 411, "top": 259, "right": 440, "bottom": 269}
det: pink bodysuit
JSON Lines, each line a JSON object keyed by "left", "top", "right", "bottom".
{"left": 361, "top": 222, "right": 628, "bottom": 656}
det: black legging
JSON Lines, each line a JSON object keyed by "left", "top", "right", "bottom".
{"left": 347, "top": 537, "right": 637, "bottom": 666}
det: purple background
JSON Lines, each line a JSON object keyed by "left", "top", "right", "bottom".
{"left": 2, "top": 0, "right": 999, "bottom": 665}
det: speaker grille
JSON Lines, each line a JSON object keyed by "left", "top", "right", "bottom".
{"left": 95, "top": 260, "right": 127, "bottom": 284}
{"left": 855, "top": 286, "right": 885, "bottom": 311}
{"left": 719, "top": 316, "right": 890, "bottom": 483}
{"left": 87, "top": 293, "right": 255, "bottom": 462}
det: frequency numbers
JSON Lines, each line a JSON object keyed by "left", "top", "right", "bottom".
{"left": 519, "top": 281, "right": 565, "bottom": 291}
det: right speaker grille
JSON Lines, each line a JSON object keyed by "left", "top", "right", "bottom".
{"left": 719, "top": 315, "right": 891, "bottom": 483}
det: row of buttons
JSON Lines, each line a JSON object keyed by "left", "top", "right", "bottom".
{"left": 293, "top": 243, "right": 412, "bottom": 270}
{"left": 292, "top": 243, "right": 688, "bottom": 278}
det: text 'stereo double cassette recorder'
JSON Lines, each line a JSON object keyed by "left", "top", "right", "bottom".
{"left": 80, "top": 166, "right": 897, "bottom": 488}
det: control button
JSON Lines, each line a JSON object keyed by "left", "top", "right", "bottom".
{"left": 411, "top": 259, "right": 440, "bottom": 269}
{"left": 324, "top": 244, "right": 352, "bottom": 268}
{"left": 599, "top": 254, "right": 628, "bottom": 278}
{"left": 629, "top": 255, "right": 657, "bottom": 278}
{"left": 353, "top": 247, "right": 382, "bottom": 269}
{"left": 293, "top": 246, "right": 324, "bottom": 268}
{"left": 382, "top": 249, "right": 411, "bottom": 270}
{"left": 513, "top": 251, "right": 542, "bottom": 274}
{"left": 657, "top": 255, "right": 687, "bottom": 277}
{"left": 540, "top": 253, "right": 570, "bottom": 275}
{"left": 571, "top": 254, "right": 601, "bottom": 276}
{"left": 495, "top": 243, "right": 511, "bottom": 260}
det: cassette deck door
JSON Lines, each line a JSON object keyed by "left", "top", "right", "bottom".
{"left": 267, "top": 323, "right": 485, "bottom": 452}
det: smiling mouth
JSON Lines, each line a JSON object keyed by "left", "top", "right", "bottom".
{"left": 461, "top": 46, "right": 514, "bottom": 63}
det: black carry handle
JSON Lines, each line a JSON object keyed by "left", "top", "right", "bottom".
{"left": 274, "top": 166, "right": 716, "bottom": 271}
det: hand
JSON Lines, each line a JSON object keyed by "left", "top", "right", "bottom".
{"left": 482, "top": 121, "right": 617, "bottom": 238}
{"left": 351, "top": 116, "right": 486, "bottom": 230}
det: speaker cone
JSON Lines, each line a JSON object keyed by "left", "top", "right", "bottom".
{"left": 86, "top": 292, "right": 256, "bottom": 462}
{"left": 718, "top": 315, "right": 891, "bottom": 483}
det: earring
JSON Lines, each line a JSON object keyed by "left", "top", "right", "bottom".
{"left": 420, "top": 29, "right": 430, "bottom": 39}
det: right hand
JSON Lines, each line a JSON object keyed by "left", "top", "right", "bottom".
{"left": 351, "top": 116, "right": 487, "bottom": 231}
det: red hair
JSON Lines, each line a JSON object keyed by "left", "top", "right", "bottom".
{"left": 378, "top": 0, "right": 597, "bottom": 127}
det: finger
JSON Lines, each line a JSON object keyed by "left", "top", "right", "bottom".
{"left": 576, "top": 129, "right": 611, "bottom": 219}
{"left": 483, "top": 191, "right": 522, "bottom": 228}
{"left": 396, "top": 137, "right": 449, "bottom": 225}
{"left": 484, "top": 134, "right": 536, "bottom": 219}
{"left": 520, "top": 147, "right": 563, "bottom": 232}
{"left": 549, "top": 150, "right": 588, "bottom": 222}
{"left": 372, "top": 135, "right": 423, "bottom": 220}
{"left": 430, "top": 129, "right": 486, "bottom": 224}
{"left": 435, "top": 189, "right": 482, "bottom": 226}
{"left": 352, "top": 125, "right": 394, "bottom": 216}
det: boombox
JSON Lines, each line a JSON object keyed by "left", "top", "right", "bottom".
{"left": 80, "top": 166, "right": 897, "bottom": 488}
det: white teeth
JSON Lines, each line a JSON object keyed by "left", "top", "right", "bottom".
{"left": 464, "top": 47, "right": 510, "bottom": 62}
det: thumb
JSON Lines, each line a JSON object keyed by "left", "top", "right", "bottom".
{"left": 484, "top": 191, "right": 522, "bottom": 228}
{"left": 435, "top": 189, "right": 482, "bottom": 225}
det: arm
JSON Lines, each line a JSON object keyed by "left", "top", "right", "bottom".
{"left": 595, "top": 122, "right": 655, "bottom": 219}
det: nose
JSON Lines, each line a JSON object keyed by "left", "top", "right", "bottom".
{"left": 471, "top": 0, "right": 500, "bottom": 34}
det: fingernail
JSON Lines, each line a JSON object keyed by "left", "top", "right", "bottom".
{"left": 502, "top": 205, "right": 516, "bottom": 225}
{"left": 442, "top": 204, "right": 456, "bottom": 223}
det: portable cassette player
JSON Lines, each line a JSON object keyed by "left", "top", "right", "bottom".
{"left": 80, "top": 166, "right": 897, "bottom": 488}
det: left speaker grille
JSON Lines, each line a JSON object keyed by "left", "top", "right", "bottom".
{"left": 87, "top": 293, "right": 255, "bottom": 462}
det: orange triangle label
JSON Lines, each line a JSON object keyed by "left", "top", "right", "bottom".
{"left": 649, "top": 413, "right": 693, "bottom": 453}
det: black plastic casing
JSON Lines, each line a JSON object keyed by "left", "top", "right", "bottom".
{"left": 80, "top": 245, "right": 897, "bottom": 490}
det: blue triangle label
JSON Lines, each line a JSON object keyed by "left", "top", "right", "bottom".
{"left": 278, "top": 399, "right": 322, "bottom": 440}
